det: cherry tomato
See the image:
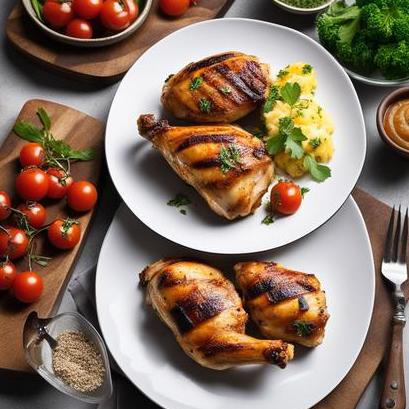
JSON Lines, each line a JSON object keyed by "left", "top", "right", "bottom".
{"left": 125, "top": 0, "right": 139, "bottom": 22}
{"left": 159, "top": 0, "right": 190, "bottom": 16}
{"left": 0, "top": 191, "right": 11, "bottom": 221}
{"left": 66, "top": 18, "right": 93, "bottom": 38}
{"left": 43, "top": 0, "right": 74, "bottom": 29}
{"left": 72, "top": 0, "right": 103, "bottom": 19}
{"left": 100, "top": 0, "right": 131, "bottom": 31}
{"left": 17, "top": 202, "right": 46, "bottom": 229}
{"left": 13, "top": 272, "right": 43, "bottom": 303}
{"left": 19, "top": 143, "right": 45, "bottom": 167}
{"left": 16, "top": 167, "right": 49, "bottom": 201}
{"left": 0, "top": 227, "right": 29, "bottom": 260}
{"left": 46, "top": 168, "right": 73, "bottom": 199}
{"left": 67, "top": 181, "right": 97, "bottom": 212}
{"left": 270, "top": 181, "right": 302, "bottom": 216}
{"left": 48, "top": 219, "right": 81, "bottom": 250}
{"left": 0, "top": 260, "right": 17, "bottom": 290}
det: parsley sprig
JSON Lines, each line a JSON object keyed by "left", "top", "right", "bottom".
{"left": 219, "top": 144, "right": 241, "bottom": 173}
{"left": 293, "top": 320, "right": 315, "bottom": 337}
{"left": 189, "top": 76, "right": 203, "bottom": 91}
{"left": 167, "top": 194, "right": 192, "bottom": 215}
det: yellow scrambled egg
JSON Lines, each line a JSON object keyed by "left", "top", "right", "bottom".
{"left": 264, "top": 62, "right": 334, "bottom": 178}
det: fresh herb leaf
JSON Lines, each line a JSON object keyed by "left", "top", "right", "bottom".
{"left": 266, "top": 134, "right": 286, "bottom": 155}
{"left": 49, "top": 139, "right": 96, "bottom": 161}
{"left": 290, "top": 127, "right": 307, "bottom": 142}
{"left": 199, "top": 98, "right": 212, "bottom": 113}
{"left": 277, "top": 68, "right": 289, "bottom": 79}
{"left": 37, "top": 107, "right": 51, "bottom": 131}
{"left": 219, "top": 144, "right": 241, "bottom": 173}
{"left": 293, "top": 320, "right": 314, "bottom": 337}
{"left": 30, "top": 255, "right": 52, "bottom": 267}
{"left": 13, "top": 122, "right": 43, "bottom": 143}
{"left": 189, "top": 76, "right": 203, "bottom": 91}
{"left": 167, "top": 194, "right": 191, "bottom": 208}
{"left": 302, "top": 64, "right": 313, "bottom": 74}
{"left": 280, "top": 82, "right": 301, "bottom": 107}
{"left": 285, "top": 137, "right": 305, "bottom": 159}
{"left": 301, "top": 187, "right": 310, "bottom": 198}
{"left": 261, "top": 214, "right": 275, "bottom": 225}
{"left": 303, "top": 155, "right": 331, "bottom": 182}
{"left": 309, "top": 138, "right": 321, "bottom": 149}
{"left": 263, "top": 85, "right": 280, "bottom": 113}
{"left": 31, "top": 0, "right": 43, "bottom": 21}
{"left": 219, "top": 86, "right": 232, "bottom": 94}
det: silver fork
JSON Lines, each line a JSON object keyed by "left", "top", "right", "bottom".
{"left": 380, "top": 206, "right": 408, "bottom": 409}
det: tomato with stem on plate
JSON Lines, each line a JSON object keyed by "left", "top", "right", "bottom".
{"left": 48, "top": 219, "right": 81, "bottom": 250}
{"left": 100, "top": 0, "right": 132, "bottom": 31}
{"left": 159, "top": 0, "right": 190, "bottom": 16}
{"left": 0, "top": 227, "right": 29, "bottom": 260}
{"left": 46, "top": 168, "right": 73, "bottom": 199}
{"left": 13, "top": 272, "right": 43, "bottom": 303}
{"left": 16, "top": 167, "right": 49, "bottom": 201}
{"left": 43, "top": 0, "right": 74, "bottom": 29}
{"left": 72, "top": 0, "right": 103, "bottom": 19}
{"left": 0, "top": 260, "right": 17, "bottom": 290}
{"left": 270, "top": 181, "right": 302, "bottom": 216}
{"left": 0, "top": 191, "right": 11, "bottom": 221}
{"left": 66, "top": 18, "right": 93, "bottom": 38}
{"left": 17, "top": 202, "right": 46, "bottom": 229}
{"left": 67, "top": 181, "right": 97, "bottom": 212}
{"left": 19, "top": 143, "right": 45, "bottom": 167}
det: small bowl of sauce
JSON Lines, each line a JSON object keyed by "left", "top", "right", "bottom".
{"left": 377, "top": 87, "right": 409, "bottom": 158}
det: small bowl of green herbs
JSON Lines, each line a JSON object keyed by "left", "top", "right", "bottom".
{"left": 272, "top": 0, "right": 335, "bottom": 15}
{"left": 316, "top": 0, "right": 409, "bottom": 86}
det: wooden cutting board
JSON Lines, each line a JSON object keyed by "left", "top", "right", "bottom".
{"left": 0, "top": 99, "right": 104, "bottom": 372}
{"left": 5, "top": 0, "right": 233, "bottom": 83}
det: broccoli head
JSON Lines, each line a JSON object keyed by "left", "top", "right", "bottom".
{"left": 336, "top": 38, "right": 376, "bottom": 73}
{"left": 375, "top": 41, "right": 409, "bottom": 79}
{"left": 393, "top": 17, "right": 409, "bottom": 41}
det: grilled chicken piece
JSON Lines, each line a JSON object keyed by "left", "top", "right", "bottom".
{"left": 161, "top": 51, "right": 270, "bottom": 123}
{"left": 140, "top": 259, "right": 294, "bottom": 370}
{"left": 137, "top": 114, "right": 274, "bottom": 220}
{"left": 235, "top": 262, "right": 330, "bottom": 348}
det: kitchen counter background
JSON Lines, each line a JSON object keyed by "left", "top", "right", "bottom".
{"left": 0, "top": 0, "right": 408, "bottom": 408}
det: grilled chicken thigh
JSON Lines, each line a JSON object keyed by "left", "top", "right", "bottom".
{"left": 140, "top": 259, "right": 294, "bottom": 370}
{"left": 235, "top": 262, "right": 329, "bottom": 348}
{"left": 161, "top": 52, "right": 270, "bottom": 123}
{"left": 137, "top": 114, "right": 274, "bottom": 220}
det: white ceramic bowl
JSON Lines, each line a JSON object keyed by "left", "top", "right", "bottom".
{"left": 21, "top": 0, "right": 152, "bottom": 48}
{"left": 273, "top": 0, "right": 334, "bottom": 15}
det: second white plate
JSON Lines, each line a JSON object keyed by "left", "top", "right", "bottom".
{"left": 105, "top": 18, "right": 366, "bottom": 254}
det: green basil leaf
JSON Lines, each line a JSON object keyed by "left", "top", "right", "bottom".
{"left": 37, "top": 107, "right": 51, "bottom": 131}
{"left": 13, "top": 121, "right": 43, "bottom": 143}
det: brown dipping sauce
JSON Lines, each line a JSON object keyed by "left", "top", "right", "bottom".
{"left": 383, "top": 99, "right": 409, "bottom": 150}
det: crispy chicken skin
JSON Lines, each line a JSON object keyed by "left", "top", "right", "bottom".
{"left": 137, "top": 114, "right": 274, "bottom": 220}
{"left": 235, "top": 262, "right": 330, "bottom": 348}
{"left": 161, "top": 51, "right": 270, "bottom": 123}
{"left": 140, "top": 259, "right": 294, "bottom": 370}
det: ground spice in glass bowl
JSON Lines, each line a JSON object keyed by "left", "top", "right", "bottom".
{"left": 52, "top": 330, "right": 105, "bottom": 393}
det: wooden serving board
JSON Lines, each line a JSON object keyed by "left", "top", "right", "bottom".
{"left": 0, "top": 99, "right": 104, "bottom": 372}
{"left": 5, "top": 0, "right": 232, "bottom": 83}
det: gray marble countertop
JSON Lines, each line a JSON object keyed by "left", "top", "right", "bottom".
{"left": 0, "top": 0, "right": 408, "bottom": 408}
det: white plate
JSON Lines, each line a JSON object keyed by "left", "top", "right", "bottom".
{"left": 105, "top": 18, "right": 366, "bottom": 254}
{"left": 95, "top": 197, "right": 375, "bottom": 409}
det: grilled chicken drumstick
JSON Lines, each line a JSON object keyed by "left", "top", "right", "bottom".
{"left": 161, "top": 51, "right": 270, "bottom": 123}
{"left": 140, "top": 259, "right": 294, "bottom": 370}
{"left": 235, "top": 261, "right": 329, "bottom": 348}
{"left": 137, "top": 114, "right": 274, "bottom": 220}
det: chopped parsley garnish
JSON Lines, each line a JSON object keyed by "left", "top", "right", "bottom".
{"left": 309, "top": 138, "right": 321, "bottom": 149}
{"left": 219, "top": 86, "right": 232, "bottom": 94}
{"left": 261, "top": 214, "right": 275, "bottom": 225}
{"left": 302, "top": 64, "right": 313, "bottom": 74}
{"left": 263, "top": 85, "right": 281, "bottom": 113}
{"left": 165, "top": 74, "right": 174, "bottom": 83}
{"left": 277, "top": 68, "right": 289, "bottom": 79}
{"left": 293, "top": 320, "right": 314, "bottom": 337}
{"left": 180, "top": 209, "right": 187, "bottom": 215}
{"left": 304, "top": 154, "right": 331, "bottom": 182}
{"left": 167, "top": 194, "right": 192, "bottom": 213}
{"left": 301, "top": 187, "right": 310, "bottom": 198}
{"left": 280, "top": 82, "right": 301, "bottom": 107}
{"left": 189, "top": 76, "right": 203, "bottom": 91}
{"left": 199, "top": 98, "right": 212, "bottom": 113}
{"left": 317, "top": 106, "right": 323, "bottom": 117}
{"left": 219, "top": 144, "right": 241, "bottom": 173}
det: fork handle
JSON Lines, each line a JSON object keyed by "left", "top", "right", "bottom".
{"left": 380, "top": 321, "right": 406, "bottom": 409}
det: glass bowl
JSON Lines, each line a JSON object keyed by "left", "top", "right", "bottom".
{"left": 23, "top": 311, "right": 113, "bottom": 404}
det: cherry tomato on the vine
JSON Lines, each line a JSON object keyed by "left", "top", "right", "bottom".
{"left": 66, "top": 181, "right": 97, "bottom": 212}
{"left": 16, "top": 167, "right": 49, "bottom": 201}
{"left": 19, "top": 143, "right": 45, "bottom": 168}
{"left": 159, "top": 0, "right": 190, "bottom": 16}
{"left": 48, "top": 219, "right": 81, "bottom": 250}
{"left": 0, "top": 227, "right": 29, "bottom": 260}
{"left": 43, "top": 0, "right": 74, "bottom": 29}
{"left": 72, "top": 0, "right": 103, "bottom": 19}
{"left": 270, "top": 181, "right": 302, "bottom": 216}
{"left": 0, "top": 260, "right": 17, "bottom": 290}
{"left": 17, "top": 202, "right": 46, "bottom": 229}
{"left": 66, "top": 18, "right": 93, "bottom": 39}
{"left": 13, "top": 272, "right": 43, "bottom": 303}
{"left": 0, "top": 191, "right": 11, "bottom": 221}
{"left": 46, "top": 168, "right": 73, "bottom": 199}
{"left": 100, "top": 0, "right": 131, "bottom": 31}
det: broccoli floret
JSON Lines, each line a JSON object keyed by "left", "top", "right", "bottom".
{"left": 375, "top": 41, "right": 409, "bottom": 79}
{"left": 316, "top": 15, "right": 341, "bottom": 51}
{"left": 393, "top": 17, "right": 409, "bottom": 41}
{"left": 336, "top": 38, "right": 376, "bottom": 73}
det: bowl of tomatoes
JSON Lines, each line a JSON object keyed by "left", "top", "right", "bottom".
{"left": 22, "top": 0, "right": 153, "bottom": 47}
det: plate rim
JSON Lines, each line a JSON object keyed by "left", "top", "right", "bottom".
{"left": 105, "top": 17, "right": 367, "bottom": 255}
{"left": 95, "top": 196, "right": 375, "bottom": 409}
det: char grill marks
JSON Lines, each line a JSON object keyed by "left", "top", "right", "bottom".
{"left": 176, "top": 134, "right": 236, "bottom": 152}
{"left": 185, "top": 52, "right": 238, "bottom": 73}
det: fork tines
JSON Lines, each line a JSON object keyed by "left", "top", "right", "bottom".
{"left": 384, "top": 206, "right": 409, "bottom": 264}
